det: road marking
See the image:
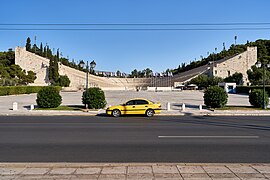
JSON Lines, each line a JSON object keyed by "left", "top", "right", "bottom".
{"left": 158, "top": 136, "right": 259, "bottom": 139}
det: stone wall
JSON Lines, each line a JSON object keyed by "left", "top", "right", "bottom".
{"left": 213, "top": 47, "right": 257, "bottom": 85}
{"left": 15, "top": 47, "right": 151, "bottom": 89}
{"left": 15, "top": 46, "right": 257, "bottom": 89}
{"left": 15, "top": 47, "right": 50, "bottom": 86}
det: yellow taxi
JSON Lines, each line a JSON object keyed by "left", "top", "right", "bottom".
{"left": 106, "top": 98, "right": 161, "bottom": 117}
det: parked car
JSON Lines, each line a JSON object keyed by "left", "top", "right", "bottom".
{"left": 106, "top": 98, "right": 161, "bottom": 117}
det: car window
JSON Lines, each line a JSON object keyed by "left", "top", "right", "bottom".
{"left": 135, "top": 100, "right": 149, "bottom": 105}
{"left": 125, "top": 100, "right": 135, "bottom": 105}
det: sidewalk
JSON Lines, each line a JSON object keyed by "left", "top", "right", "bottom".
{"left": 1, "top": 91, "right": 270, "bottom": 116}
{"left": 1, "top": 163, "right": 269, "bottom": 179}
{"left": 2, "top": 108, "right": 270, "bottom": 116}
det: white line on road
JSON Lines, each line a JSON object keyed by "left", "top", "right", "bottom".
{"left": 158, "top": 136, "right": 259, "bottom": 139}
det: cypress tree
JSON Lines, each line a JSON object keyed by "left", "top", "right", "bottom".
{"left": 56, "top": 49, "right": 60, "bottom": 62}
{"left": 43, "top": 47, "right": 47, "bottom": 58}
{"left": 40, "top": 43, "right": 43, "bottom": 56}
{"left": 48, "top": 58, "right": 54, "bottom": 83}
{"left": 53, "top": 55, "right": 59, "bottom": 82}
{"left": 26, "top": 37, "right": 31, "bottom": 51}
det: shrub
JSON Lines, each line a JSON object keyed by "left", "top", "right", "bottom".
{"left": 36, "top": 86, "right": 62, "bottom": 108}
{"left": 204, "top": 86, "right": 228, "bottom": 108}
{"left": 0, "top": 86, "right": 48, "bottom": 96}
{"left": 236, "top": 86, "right": 270, "bottom": 95}
{"left": 249, "top": 89, "right": 269, "bottom": 108}
{"left": 82, "top": 87, "right": 106, "bottom": 109}
{"left": 57, "top": 75, "right": 71, "bottom": 87}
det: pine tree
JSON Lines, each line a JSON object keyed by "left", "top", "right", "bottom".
{"left": 26, "top": 37, "right": 31, "bottom": 51}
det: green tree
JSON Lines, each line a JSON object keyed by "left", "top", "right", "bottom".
{"left": 39, "top": 43, "right": 43, "bottom": 56}
{"left": 48, "top": 58, "right": 54, "bottom": 83}
{"left": 43, "top": 46, "right": 47, "bottom": 58}
{"left": 247, "top": 65, "right": 270, "bottom": 85}
{"left": 189, "top": 75, "right": 223, "bottom": 88}
{"left": 48, "top": 56, "right": 60, "bottom": 84}
{"left": 190, "top": 75, "right": 209, "bottom": 88}
{"left": 143, "top": 68, "right": 153, "bottom": 77}
{"left": 23, "top": 71, "right": 37, "bottom": 84}
{"left": 53, "top": 56, "right": 59, "bottom": 82}
{"left": 57, "top": 75, "right": 70, "bottom": 87}
{"left": 26, "top": 37, "right": 31, "bottom": 51}
{"left": 224, "top": 72, "right": 243, "bottom": 85}
{"left": 116, "top": 70, "right": 121, "bottom": 77}
{"left": 130, "top": 69, "right": 138, "bottom": 77}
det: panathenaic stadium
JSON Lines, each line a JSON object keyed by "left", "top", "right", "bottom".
{"left": 15, "top": 46, "right": 257, "bottom": 90}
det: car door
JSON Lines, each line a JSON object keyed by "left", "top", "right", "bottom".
{"left": 122, "top": 100, "right": 136, "bottom": 115}
{"left": 133, "top": 100, "right": 149, "bottom": 114}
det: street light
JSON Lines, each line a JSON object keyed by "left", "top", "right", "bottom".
{"left": 255, "top": 61, "right": 270, "bottom": 109}
{"left": 79, "top": 60, "right": 96, "bottom": 109}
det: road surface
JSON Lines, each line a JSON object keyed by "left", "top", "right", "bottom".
{"left": 0, "top": 115, "right": 269, "bottom": 163}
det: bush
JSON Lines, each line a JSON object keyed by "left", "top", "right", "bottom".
{"left": 204, "top": 86, "right": 228, "bottom": 108}
{"left": 57, "top": 75, "right": 70, "bottom": 87}
{"left": 36, "top": 86, "right": 62, "bottom": 108}
{"left": 236, "top": 86, "right": 270, "bottom": 95}
{"left": 249, "top": 89, "right": 269, "bottom": 108}
{"left": 82, "top": 87, "right": 106, "bottom": 109}
{"left": 0, "top": 86, "right": 48, "bottom": 96}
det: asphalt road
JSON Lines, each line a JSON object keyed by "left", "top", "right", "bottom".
{"left": 0, "top": 115, "right": 270, "bottom": 163}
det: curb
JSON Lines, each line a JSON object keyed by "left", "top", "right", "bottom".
{"left": 0, "top": 162, "right": 269, "bottom": 168}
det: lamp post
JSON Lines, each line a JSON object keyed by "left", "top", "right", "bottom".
{"left": 79, "top": 60, "right": 96, "bottom": 109}
{"left": 255, "top": 61, "right": 270, "bottom": 109}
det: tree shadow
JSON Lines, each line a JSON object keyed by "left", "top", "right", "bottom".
{"left": 154, "top": 116, "right": 270, "bottom": 131}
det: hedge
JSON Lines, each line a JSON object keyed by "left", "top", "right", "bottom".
{"left": 0, "top": 86, "right": 62, "bottom": 96}
{"left": 236, "top": 86, "right": 270, "bottom": 95}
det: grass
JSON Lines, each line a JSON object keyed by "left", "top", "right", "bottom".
{"left": 214, "top": 106, "right": 269, "bottom": 110}
{"left": 35, "top": 105, "right": 84, "bottom": 111}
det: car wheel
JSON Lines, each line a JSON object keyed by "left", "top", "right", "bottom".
{"left": 146, "top": 109, "right": 154, "bottom": 117}
{"left": 112, "top": 109, "right": 121, "bottom": 117}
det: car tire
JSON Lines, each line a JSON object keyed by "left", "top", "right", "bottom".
{"left": 112, "top": 109, "right": 121, "bottom": 117}
{"left": 145, "top": 109, "right": 154, "bottom": 117}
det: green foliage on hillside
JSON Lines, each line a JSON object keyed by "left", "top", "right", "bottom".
{"left": 173, "top": 39, "right": 270, "bottom": 76}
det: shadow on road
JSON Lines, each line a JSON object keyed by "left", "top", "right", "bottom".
{"left": 153, "top": 116, "right": 270, "bottom": 131}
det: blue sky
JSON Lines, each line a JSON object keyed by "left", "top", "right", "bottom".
{"left": 1, "top": 0, "right": 270, "bottom": 73}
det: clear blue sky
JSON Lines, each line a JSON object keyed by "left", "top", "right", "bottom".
{"left": 1, "top": 0, "right": 270, "bottom": 73}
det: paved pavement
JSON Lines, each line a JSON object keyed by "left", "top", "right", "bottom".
{"left": 0, "top": 90, "right": 270, "bottom": 116}
{"left": 1, "top": 163, "right": 270, "bottom": 179}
